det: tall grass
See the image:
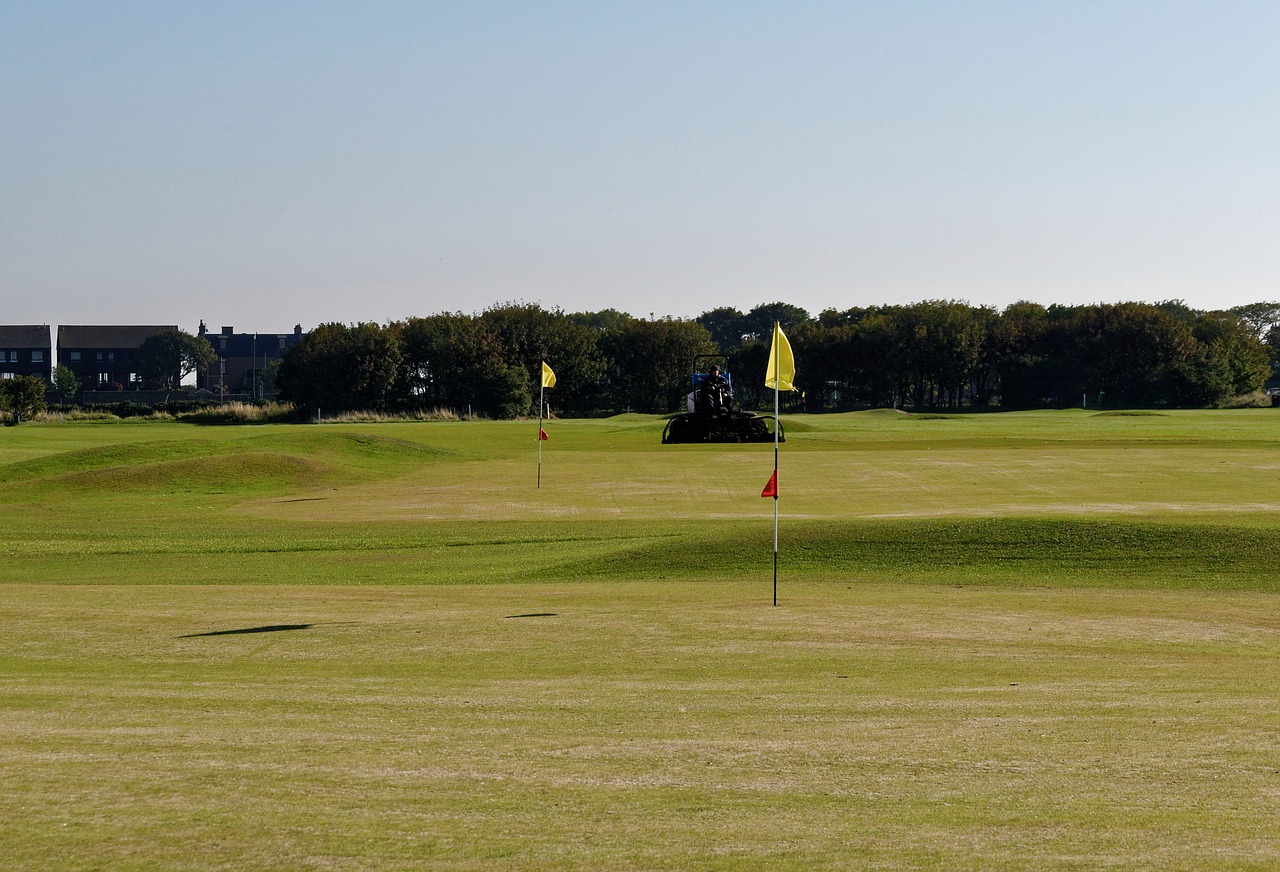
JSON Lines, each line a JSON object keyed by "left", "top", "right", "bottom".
{"left": 21, "top": 408, "right": 131, "bottom": 424}
{"left": 176, "top": 400, "right": 297, "bottom": 423}
{"left": 173, "top": 403, "right": 467, "bottom": 424}
{"left": 319, "top": 407, "right": 463, "bottom": 423}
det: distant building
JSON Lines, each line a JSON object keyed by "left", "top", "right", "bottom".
{"left": 57, "top": 325, "right": 178, "bottom": 391}
{"left": 0, "top": 325, "right": 53, "bottom": 381}
{"left": 196, "top": 322, "right": 307, "bottom": 397}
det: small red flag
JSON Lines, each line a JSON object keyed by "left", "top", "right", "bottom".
{"left": 761, "top": 470, "right": 778, "bottom": 498}
{"left": 539, "top": 428, "right": 549, "bottom": 441}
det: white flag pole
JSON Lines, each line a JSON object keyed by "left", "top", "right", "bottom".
{"left": 773, "top": 323, "right": 780, "bottom": 606}
{"left": 537, "top": 377, "right": 544, "bottom": 489}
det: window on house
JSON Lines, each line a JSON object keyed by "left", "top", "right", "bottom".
{"left": 69, "top": 351, "right": 81, "bottom": 361}
{"left": 96, "top": 352, "right": 103, "bottom": 361}
{"left": 107, "top": 352, "right": 115, "bottom": 361}
{"left": 129, "top": 373, "right": 140, "bottom": 384}
{"left": 6, "top": 351, "right": 15, "bottom": 362}
{"left": 32, "top": 350, "right": 44, "bottom": 363}
{"left": 220, "top": 338, "right": 227, "bottom": 350}
{"left": 98, "top": 373, "right": 111, "bottom": 386}
{"left": 1, "top": 372, "right": 13, "bottom": 380}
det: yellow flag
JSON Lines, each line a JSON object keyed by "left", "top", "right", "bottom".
{"left": 764, "top": 322, "right": 795, "bottom": 391}
{"left": 541, "top": 361, "right": 557, "bottom": 389}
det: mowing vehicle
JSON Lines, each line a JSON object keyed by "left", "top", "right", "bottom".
{"left": 661, "top": 355, "right": 783, "bottom": 444}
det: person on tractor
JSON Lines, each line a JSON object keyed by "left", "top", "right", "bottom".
{"left": 698, "top": 364, "right": 733, "bottom": 415}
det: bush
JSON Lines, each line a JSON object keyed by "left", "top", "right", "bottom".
{"left": 1217, "top": 390, "right": 1274, "bottom": 409}
{"left": 1, "top": 374, "right": 49, "bottom": 424}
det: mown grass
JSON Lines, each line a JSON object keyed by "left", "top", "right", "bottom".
{"left": 3, "top": 581, "right": 1278, "bottom": 870}
{"left": 4, "top": 409, "right": 1280, "bottom": 589}
{"left": 2, "top": 410, "right": 1280, "bottom": 869}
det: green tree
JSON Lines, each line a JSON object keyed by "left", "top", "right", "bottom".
{"left": 990, "top": 301, "right": 1052, "bottom": 408}
{"left": 277, "top": 322, "right": 403, "bottom": 412}
{"left": 261, "top": 359, "right": 282, "bottom": 397}
{"left": 395, "top": 314, "right": 528, "bottom": 418}
{"left": 599, "top": 317, "right": 716, "bottom": 412}
{"left": 1037, "top": 303, "right": 1221, "bottom": 408}
{"left": 1228, "top": 302, "right": 1280, "bottom": 338}
{"left": 51, "top": 364, "right": 81, "bottom": 405}
{"left": 1, "top": 375, "right": 48, "bottom": 423}
{"left": 1265, "top": 326, "right": 1280, "bottom": 384}
{"left": 469, "top": 357, "right": 530, "bottom": 419}
{"left": 879, "top": 301, "right": 990, "bottom": 407}
{"left": 816, "top": 306, "right": 875, "bottom": 328}
{"left": 696, "top": 307, "right": 746, "bottom": 351}
{"left": 726, "top": 341, "right": 770, "bottom": 409}
{"left": 138, "top": 330, "right": 217, "bottom": 390}
{"left": 567, "top": 309, "right": 631, "bottom": 333}
{"left": 1193, "top": 311, "right": 1271, "bottom": 397}
{"left": 478, "top": 303, "right": 605, "bottom": 415}
{"left": 738, "top": 302, "right": 812, "bottom": 342}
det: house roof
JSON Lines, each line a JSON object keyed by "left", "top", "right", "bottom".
{"left": 0, "top": 325, "right": 52, "bottom": 348}
{"left": 57, "top": 325, "right": 178, "bottom": 348}
{"left": 203, "top": 329, "right": 307, "bottom": 357}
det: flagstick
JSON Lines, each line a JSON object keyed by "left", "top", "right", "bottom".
{"left": 773, "top": 409, "right": 779, "bottom": 606}
{"left": 773, "top": 325, "right": 780, "bottom": 607}
{"left": 537, "top": 380, "right": 544, "bottom": 489}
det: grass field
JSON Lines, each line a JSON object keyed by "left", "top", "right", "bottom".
{"left": 3, "top": 410, "right": 1279, "bottom": 869}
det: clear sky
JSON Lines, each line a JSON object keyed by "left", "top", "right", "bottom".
{"left": 3, "top": 1, "right": 1279, "bottom": 334}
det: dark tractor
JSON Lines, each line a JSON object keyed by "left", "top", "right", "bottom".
{"left": 662, "top": 355, "right": 783, "bottom": 444}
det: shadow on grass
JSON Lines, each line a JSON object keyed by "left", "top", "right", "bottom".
{"left": 503, "top": 613, "right": 558, "bottom": 619}
{"left": 180, "top": 623, "right": 313, "bottom": 638}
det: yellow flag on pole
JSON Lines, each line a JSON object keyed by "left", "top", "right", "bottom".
{"left": 764, "top": 322, "right": 795, "bottom": 391}
{"left": 541, "top": 361, "right": 556, "bottom": 389}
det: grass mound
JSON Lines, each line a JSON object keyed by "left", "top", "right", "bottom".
{"left": 1093, "top": 410, "right": 1168, "bottom": 417}
{"left": 0, "top": 430, "right": 457, "bottom": 498}
{"left": 40, "top": 451, "right": 330, "bottom": 493}
{"left": 0, "top": 439, "right": 235, "bottom": 483}
{"left": 237, "top": 430, "right": 457, "bottom": 468}
{"left": 850, "top": 407, "right": 911, "bottom": 417}
{"left": 566, "top": 517, "right": 1280, "bottom": 591}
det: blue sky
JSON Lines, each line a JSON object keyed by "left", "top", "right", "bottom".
{"left": 3, "top": 1, "right": 1278, "bottom": 333}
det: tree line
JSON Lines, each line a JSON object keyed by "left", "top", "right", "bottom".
{"left": 271, "top": 300, "right": 1280, "bottom": 417}
{"left": 275, "top": 304, "right": 715, "bottom": 417}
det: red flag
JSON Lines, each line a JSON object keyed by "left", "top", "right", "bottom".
{"left": 761, "top": 470, "right": 778, "bottom": 498}
{"left": 539, "top": 428, "right": 549, "bottom": 441}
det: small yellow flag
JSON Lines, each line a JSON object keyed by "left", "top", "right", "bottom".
{"left": 764, "top": 322, "right": 795, "bottom": 391}
{"left": 541, "top": 361, "right": 557, "bottom": 389}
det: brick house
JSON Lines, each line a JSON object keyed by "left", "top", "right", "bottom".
{"left": 196, "top": 322, "right": 306, "bottom": 397}
{"left": 0, "top": 325, "right": 53, "bottom": 382}
{"left": 56, "top": 325, "right": 179, "bottom": 391}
